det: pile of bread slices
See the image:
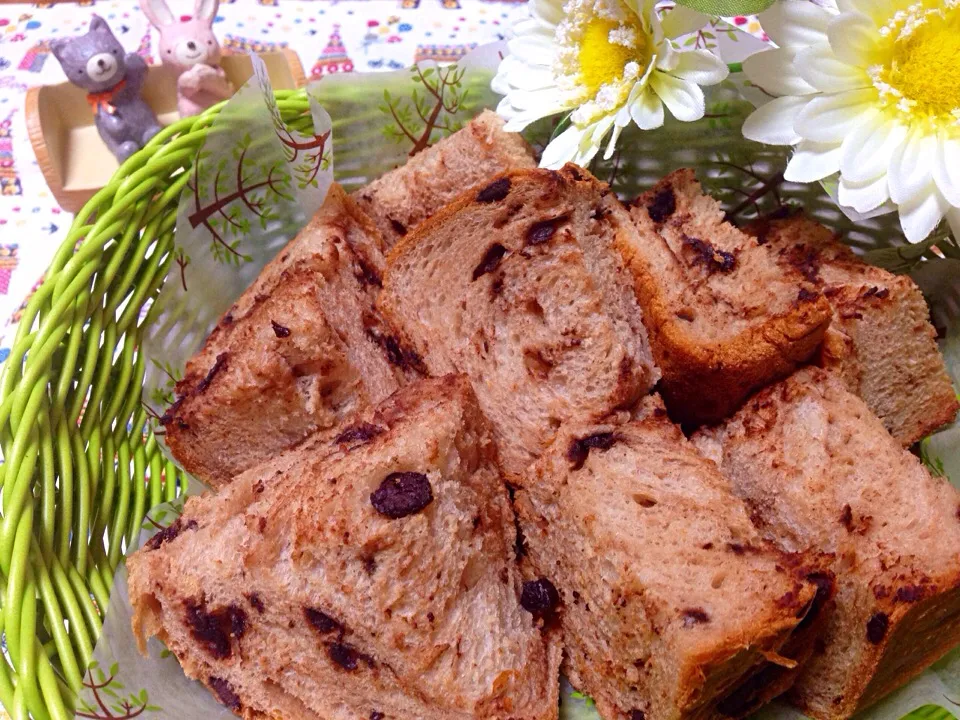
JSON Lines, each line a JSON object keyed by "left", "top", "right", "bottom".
{"left": 126, "top": 110, "right": 960, "bottom": 720}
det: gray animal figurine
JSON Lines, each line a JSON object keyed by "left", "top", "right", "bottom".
{"left": 50, "top": 15, "right": 162, "bottom": 163}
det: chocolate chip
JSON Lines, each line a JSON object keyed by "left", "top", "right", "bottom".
{"left": 371, "top": 713, "right": 385, "bottom": 720}
{"left": 476, "top": 177, "right": 511, "bottom": 203}
{"left": 328, "top": 641, "right": 373, "bottom": 671}
{"left": 567, "top": 432, "right": 618, "bottom": 471}
{"left": 895, "top": 585, "right": 925, "bottom": 603}
{"left": 630, "top": 711, "right": 646, "bottom": 720}
{"left": 647, "top": 188, "right": 676, "bottom": 223}
{"left": 839, "top": 504, "right": 854, "bottom": 531}
{"left": 364, "top": 326, "right": 426, "bottom": 373}
{"left": 866, "top": 612, "right": 889, "bottom": 644}
{"left": 195, "top": 352, "right": 229, "bottom": 394}
{"left": 796, "top": 572, "right": 833, "bottom": 630}
{"left": 334, "top": 422, "right": 384, "bottom": 447}
{"left": 371, "top": 472, "right": 433, "bottom": 519}
{"left": 305, "top": 608, "right": 344, "bottom": 636}
{"left": 682, "top": 608, "right": 710, "bottom": 627}
{"left": 526, "top": 217, "right": 566, "bottom": 246}
{"left": 246, "top": 593, "right": 265, "bottom": 614}
{"left": 145, "top": 518, "right": 198, "bottom": 551}
{"left": 185, "top": 601, "right": 247, "bottom": 660}
{"left": 797, "top": 287, "right": 818, "bottom": 303}
{"left": 355, "top": 256, "right": 383, "bottom": 288}
{"left": 521, "top": 578, "right": 560, "bottom": 616}
{"left": 389, "top": 218, "right": 407, "bottom": 237}
{"left": 209, "top": 676, "right": 241, "bottom": 711}
{"left": 270, "top": 320, "right": 291, "bottom": 338}
{"left": 472, "top": 243, "right": 508, "bottom": 281}
{"left": 682, "top": 235, "right": 737, "bottom": 273}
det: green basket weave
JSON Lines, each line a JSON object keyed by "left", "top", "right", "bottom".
{"left": 0, "top": 89, "right": 316, "bottom": 720}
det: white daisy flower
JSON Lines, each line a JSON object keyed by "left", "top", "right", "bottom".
{"left": 742, "top": 0, "right": 960, "bottom": 243}
{"left": 493, "top": 0, "right": 729, "bottom": 169}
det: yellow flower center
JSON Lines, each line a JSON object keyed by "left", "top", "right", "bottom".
{"left": 890, "top": 10, "right": 960, "bottom": 114}
{"left": 577, "top": 18, "right": 646, "bottom": 97}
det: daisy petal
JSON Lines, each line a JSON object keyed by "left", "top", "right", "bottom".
{"left": 889, "top": 130, "right": 939, "bottom": 206}
{"left": 650, "top": 73, "right": 704, "bottom": 123}
{"left": 492, "top": 56, "right": 556, "bottom": 92}
{"left": 630, "top": 88, "right": 665, "bottom": 130}
{"left": 785, "top": 140, "right": 843, "bottom": 183}
{"left": 795, "top": 91, "right": 877, "bottom": 143}
{"left": 834, "top": 0, "right": 883, "bottom": 23}
{"left": 513, "top": 17, "right": 555, "bottom": 38}
{"left": 796, "top": 42, "right": 871, "bottom": 93}
{"left": 655, "top": 41, "right": 679, "bottom": 73}
{"left": 659, "top": 4, "right": 708, "bottom": 39}
{"left": 759, "top": 0, "right": 833, "bottom": 49}
{"left": 827, "top": 12, "right": 878, "bottom": 66}
{"left": 743, "top": 47, "right": 816, "bottom": 96}
{"left": 838, "top": 174, "right": 890, "bottom": 214}
{"left": 540, "top": 124, "right": 587, "bottom": 170}
{"left": 899, "top": 188, "right": 949, "bottom": 244}
{"left": 507, "top": 34, "right": 553, "bottom": 66}
{"left": 934, "top": 137, "right": 960, "bottom": 207}
{"left": 669, "top": 50, "right": 728, "bottom": 86}
{"left": 742, "top": 96, "right": 810, "bottom": 146}
{"left": 840, "top": 115, "right": 907, "bottom": 183}
{"left": 605, "top": 122, "right": 625, "bottom": 160}
{"left": 530, "top": 0, "right": 563, "bottom": 28}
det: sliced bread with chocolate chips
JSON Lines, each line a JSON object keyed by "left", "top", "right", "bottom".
{"left": 352, "top": 109, "right": 537, "bottom": 249}
{"left": 693, "top": 367, "right": 960, "bottom": 720}
{"left": 163, "top": 185, "right": 422, "bottom": 488}
{"left": 378, "top": 165, "right": 660, "bottom": 479}
{"left": 514, "top": 395, "right": 831, "bottom": 720}
{"left": 621, "top": 169, "right": 832, "bottom": 425}
{"left": 129, "top": 375, "right": 562, "bottom": 720}
{"left": 745, "top": 213, "right": 958, "bottom": 446}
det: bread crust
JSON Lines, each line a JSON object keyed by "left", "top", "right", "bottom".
{"left": 620, "top": 170, "right": 832, "bottom": 425}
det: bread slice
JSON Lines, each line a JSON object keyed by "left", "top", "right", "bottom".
{"left": 352, "top": 109, "right": 537, "bottom": 249}
{"left": 130, "top": 375, "right": 562, "bottom": 720}
{"left": 514, "top": 395, "right": 831, "bottom": 720}
{"left": 621, "top": 170, "right": 832, "bottom": 425}
{"left": 745, "top": 213, "right": 958, "bottom": 445}
{"left": 163, "top": 185, "right": 423, "bottom": 488}
{"left": 378, "top": 165, "right": 660, "bottom": 479}
{"left": 693, "top": 367, "right": 960, "bottom": 720}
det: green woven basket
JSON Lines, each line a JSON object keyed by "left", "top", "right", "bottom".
{"left": 0, "top": 89, "right": 317, "bottom": 720}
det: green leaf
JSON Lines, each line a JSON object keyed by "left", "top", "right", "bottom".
{"left": 673, "top": 0, "right": 776, "bottom": 14}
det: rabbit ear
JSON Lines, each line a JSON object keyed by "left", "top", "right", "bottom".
{"left": 194, "top": 0, "right": 219, "bottom": 26}
{"left": 140, "top": 0, "right": 175, "bottom": 28}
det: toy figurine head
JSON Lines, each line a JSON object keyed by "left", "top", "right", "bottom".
{"left": 50, "top": 15, "right": 128, "bottom": 93}
{"left": 140, "top": 0, "right": 223, "bottom": 72}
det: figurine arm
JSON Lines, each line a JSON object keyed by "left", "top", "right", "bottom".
{"left": 124, "top": 53, "right": 148, "bottom": 91}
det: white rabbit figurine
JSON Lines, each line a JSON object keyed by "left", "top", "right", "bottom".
{"left": 140, "top": 0, "right": 234, "bottom": 117}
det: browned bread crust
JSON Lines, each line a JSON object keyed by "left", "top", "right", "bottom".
{"left": 621, "top": 170, "right": 832, "bottom": 425}
{"left": 378, "top": 164, "right": 660, "bottom": 480}
{"left": 130, "top": 375, "right": 562, "bottom": 720}
{"left": 352, "top": 110, "right": 537, "bottom": 249}
{"left": 163, "top": 185, "right": 423, "bottom": 488}
{"left": 516, "top": 395, "right": 831, "bottom": 720}
{"left": 694, "top": 368, "right": 960, "bottom": 719}
{"left": 745, "top": 213, "right": 958, "bottom": 445}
